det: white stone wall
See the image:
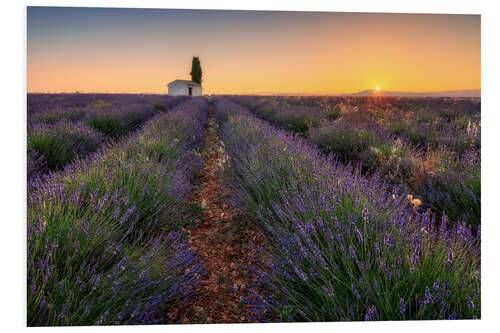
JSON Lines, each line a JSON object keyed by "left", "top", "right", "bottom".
{"left": 168, "top": 82, "right": 202, "bottom": 96}
{"left": 191, "top": 86, "right": 202, "bottom": 96}
{"left": 168, "top": 82, "right": 187, "bottom": 96}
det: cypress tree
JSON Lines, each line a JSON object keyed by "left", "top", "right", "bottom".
{"left": 190, "top": 57, "right": 202, "bottom": 84}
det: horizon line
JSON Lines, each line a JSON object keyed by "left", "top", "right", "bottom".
{"left": 27, "top": 88, "right": 481, "bottom": 95}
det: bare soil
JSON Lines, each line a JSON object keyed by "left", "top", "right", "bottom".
{"left": 168, "top": 103, "right": 263, "bottom": 324}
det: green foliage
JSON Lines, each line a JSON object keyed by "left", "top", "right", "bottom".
{"left": 418, "top": 160, "right": 481, "bottom": 228}
{"left": 31, "top": 111, "right": 87, "bottom": 124}
{"left": 85, "top": 114, "right": 124, "bottom": 138}
{"left": 190, "top": 56, "right": 202, "bottom": 84}
{"left": 309, "top": 126, "right": 379, "bottom": 165}
{"left": 31, "top": 113, "right": 60, "bottom": 124}
{"left": 441, "top": 108, "right": 459, "bottom": 121}
{"left": 85, "top": 108, "right": 157, "bottom": 139}
{"left": 406, "top": 127, "right": 432, "bottom": 147}
{"left": 326, "top": 105, "right": 342, "bottom": 121}
{"left": 89, "top": 100, "right": 113, "bottom": 108}
{"left": 389, "top": 121, "right": 407, "bottom": 136}
{"left": 274, "top": 114, "right": 320, "bottom": 135}
{"left": 27, "top": 125, "right": 102, "bottom": 171}
{"left": 453, "top": 117, "right": 470, "bottom": 130}
{"left": 152, "top": 103, "right": 166, "bottom": 111}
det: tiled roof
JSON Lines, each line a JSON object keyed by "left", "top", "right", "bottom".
{"left": 168, "top": 79, "right": 201, "bottom": 87}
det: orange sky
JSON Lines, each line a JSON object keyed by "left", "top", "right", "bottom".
{"left": 27, "top": 8, "right": 480, "bottom": 94}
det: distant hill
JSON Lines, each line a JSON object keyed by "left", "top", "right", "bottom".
{"left": 227, "top": 89, "right": 481, "bottom": 97}
{"left": 348, "top": 89, "right": 481, "bottom": 97}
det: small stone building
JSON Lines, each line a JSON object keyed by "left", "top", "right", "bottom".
{"left": 167, "top": 79, "right": 202, "bottom": 96}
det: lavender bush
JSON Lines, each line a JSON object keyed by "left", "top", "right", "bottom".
{"left": 416, "top": 150, "right": 481, "bottom": 228}
{"left": 27, "top": 94, "right": 188, "bottom": 182}
{"left": 232, "top": 95, "right": 480, "bottom": 156}
{"left": 213, "top": 97, "right": 480, "bottom": 322}
{"left": 229, "top": 95, "right": 324, "bottom": 135}
{"left": 27, "top": 93, "right": 180, "bottom": 115}
{"left": 28, "top": 120, "right": 104, "bottom": 171}
{"left": 230, "top": 95, "right": 480, "bottom": 229}
{"left": 84, "top": 104, "right": 158, "bottom": 138}
{"left": 29, "top": 109, "right": 87, "bottom": 124}
{"left": 307, "top": 120, "right": 386, "bottom": 169}
{"left": 27, "top": 148, "right": 47, "bottom": 181}
{"left": 27, "top": 97, "right": 209, "bottom": 326}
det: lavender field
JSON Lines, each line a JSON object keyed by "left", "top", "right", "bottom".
{"left": 27, "top": 93, "right": 480, "bottom": 325}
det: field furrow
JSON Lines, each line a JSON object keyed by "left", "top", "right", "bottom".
{"left": 168, "top": 101, "right": 263, "bottom": 323}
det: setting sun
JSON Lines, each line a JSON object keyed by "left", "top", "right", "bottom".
{"left": 375, "top": 86, "right": 381, "bottom": 91}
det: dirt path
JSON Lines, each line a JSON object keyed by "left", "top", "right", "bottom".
{"left": 170, "top": 102, "right": 262, "bottom": 324}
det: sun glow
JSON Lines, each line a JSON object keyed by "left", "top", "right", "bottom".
{"left": 27, "top": 8, "right": 481, "bottom": 94}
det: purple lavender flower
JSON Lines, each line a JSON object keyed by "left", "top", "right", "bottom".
{"left": 364, "top": 305, "right": 378, "bottom": 321}
{"left": 423, "top": 287, "right": 433, "bottom": 305}
{"left": 399, "top": 298, "right": 406, "bottom": 315}
{"left": 352, "top": 283, "right": 361, "bottom": 300}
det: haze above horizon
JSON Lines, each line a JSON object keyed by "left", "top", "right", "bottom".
{"left": 27, "top": 7, "right": 480, "bottom": 95}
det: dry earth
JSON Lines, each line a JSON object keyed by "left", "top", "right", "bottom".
{"left": 168, "top": 103, "right": 263, "bottom": 324}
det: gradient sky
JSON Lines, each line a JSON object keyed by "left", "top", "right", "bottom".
{"left": 27, "top": 7, "right": 480, "bottom": 94}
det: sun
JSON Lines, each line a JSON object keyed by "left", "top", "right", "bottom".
{"left": 375, "top": 86, "right": 381, "bottom": 91}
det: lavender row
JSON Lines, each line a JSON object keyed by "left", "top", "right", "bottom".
{"left": 213, "top": 97, "right": 480, "bottom": 321}
{"left": 307, "top": 121, "right": 481, "bottom": 228}
{"left": 256, "top": 95, "right": 481, "bottom": 153}
{"left": 28, "top": 94, "right": 187, "bottom": 129}
{"left": 27, "top": 93, "right": 188, "bottom": 115}
{"left": 228, "top": 95, "right": 480, "bottom": 156}
{"left": 228, "top": 96, "right": 481, "bottom": 228}
{"left": 27, "top": 97, "right": 209, "bottom": 326}
{"left": 27, "top": 95, "right": 188, "bottom": 182}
